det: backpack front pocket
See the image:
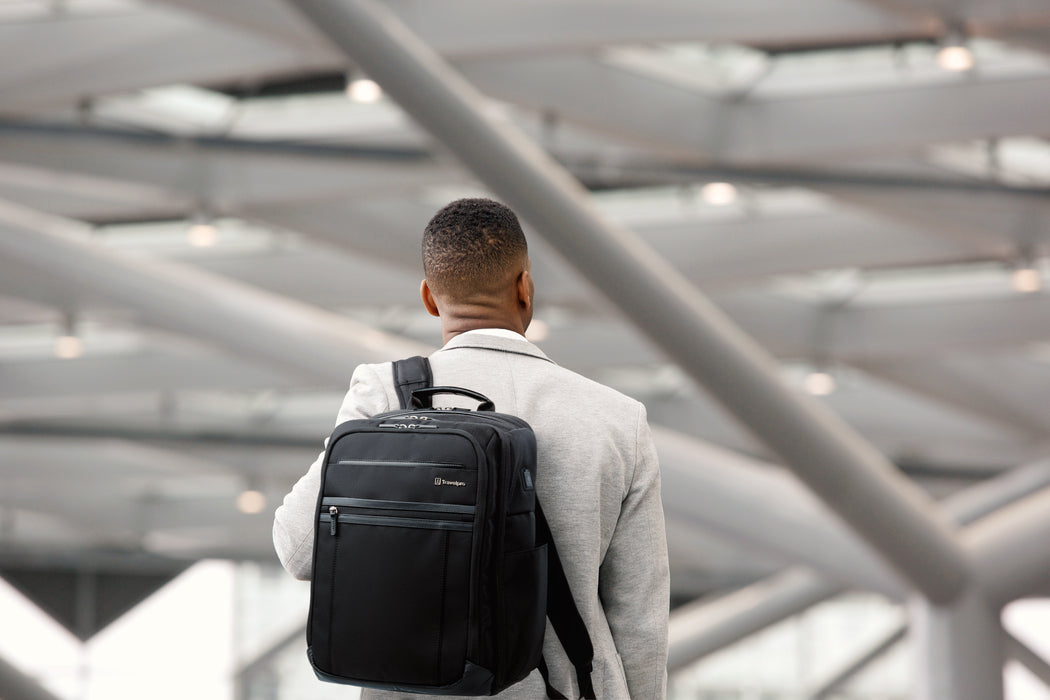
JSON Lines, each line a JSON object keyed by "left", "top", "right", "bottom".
{"left": 315, "top": 499, "right": 475, "bottom": 686}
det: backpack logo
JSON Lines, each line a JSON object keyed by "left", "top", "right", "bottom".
{"left": 434, "top": 477, "right": 467, "bottom": 487}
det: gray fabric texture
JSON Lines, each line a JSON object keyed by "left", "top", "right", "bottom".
{"left": 273, "top": 333, "right": 669, "bottom": 699}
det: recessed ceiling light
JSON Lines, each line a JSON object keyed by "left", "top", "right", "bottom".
{"left": 700, "top": 182, "right": 738, "bottom": 206}
{"left": 937, "top": 44, "right": 975, "bottom": 72}
{"left": 54, "top": 335, "right": 83, "bottom": 359}
{"left": 346, "top": 78, "right": 382, "bottom": 103}
{"left": 1012, "top": 266, "right": 1042, "bottom": 294}
{"left": 187, "top": 222, "right": 219, "bottom": 247}
{"left": 804, "top": 371, "right": 836, "bottom": 396}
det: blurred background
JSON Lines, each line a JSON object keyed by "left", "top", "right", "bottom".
{"left": 1, "top": 0, "right": 1049, "bottom": 698}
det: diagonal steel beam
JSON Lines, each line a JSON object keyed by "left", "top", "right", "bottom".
{"left": 1006, "top": 632, "right": 1050, "bottom": 688}
{"left": 285, "top": 0, "right": 969, "bottom": 604}
{"left": 809, "top": 623, "right": 1050, "bottom": 697}
{"left": 667, "top": 457, "right": 1050, "bottom": 670}
{"left": 667, "top": 569, "right": 839, "bottom": 672}
{"left": 0, "top": 199, "right": 427, "bottom": 384}
{"left": 808, "top": 623, "right": 907, "bottom": 699}
{"left": 0, "top": 653, "right": 63, "bottom": 700}
{"left": 966, "top": 484, "right": 1050, "bottom": 606}
{"left": 657, "top": 429, "right": 906, "bottom": 596}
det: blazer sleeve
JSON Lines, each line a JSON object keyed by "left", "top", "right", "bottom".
{"left": 272, "top": 362, "right": 391, "bottom": 580}
{"left": 598, "top": 404, "right": 670, "bottom": 699}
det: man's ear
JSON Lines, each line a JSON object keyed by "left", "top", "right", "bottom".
{"left": 420, "top": 279, "right": 440, "bottom": 317}
{"left": 516, "top": 270, "right": 533, "bottom": 311}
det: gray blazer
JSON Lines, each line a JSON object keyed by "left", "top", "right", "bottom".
{"left": 274, "top": 332, "right": 669, "bottom": 699}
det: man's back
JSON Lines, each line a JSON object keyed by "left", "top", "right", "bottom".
{"left": 274, "top": 331, "right": 668, "bottom": 699}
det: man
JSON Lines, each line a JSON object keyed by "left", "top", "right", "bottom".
{"left": 274, "top": 198, "right": 669, "bottom": 699}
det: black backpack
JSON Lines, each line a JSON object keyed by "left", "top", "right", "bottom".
{"left": 307, "top": 356, "right": 595, "bottom": 698}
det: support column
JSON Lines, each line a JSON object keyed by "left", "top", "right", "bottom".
{"left": 910, "top": 586, "right": 1003, "bottom": 700}
{"left": 285, "top": 0, "right": 970, "bottom": 604}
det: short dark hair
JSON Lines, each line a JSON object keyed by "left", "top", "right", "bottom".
{"left": 422, "top": 198, "right": 528, "bottom": 297}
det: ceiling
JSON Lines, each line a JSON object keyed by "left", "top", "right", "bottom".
{"left": 1, "top": 0, "right": 1049, "bottom": 635}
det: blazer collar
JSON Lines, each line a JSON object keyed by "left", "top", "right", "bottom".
{"left": 438, "top": 332, "right": 555, "bottom": 364}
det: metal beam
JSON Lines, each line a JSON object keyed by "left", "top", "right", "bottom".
{"left": 966, "top": 485, "right": 1050, "bottom": 606}
{"left": 808, "top": 620, "right": 1050, "bottom": 697}
{"left": 0, "top": 346, "right": 283, "bottom": 400}
{"left": 0, "top": 121, "right": 447, "bottom": 211}
{"left": 0, "top": 420, "right": 317, "bottom": 449}
{"left": 667, "top": 569, "right": 839, "bottom": 672}
{"left": 286, "top": 0, "right": 969, "bottom": 604}
{"left": 806, "top": 621, "right": 907, "bottom": 696}
{"left": 0, "top": 199, "right": 427, "bottom": 384}
{"left": 666, "top": 456, "right": 1050, "bottom": 671}
{"left": 819, "top": 182, "right": 1050, "bottom": 254}
{"left": 1006, "top": 632, "right": 1050, "bottom": 688}
{"left": 0, "top": 653, "right": 64, "bottom": 700}
{"left": 857, "top": 359, "right": 1050, "bottom": 439}
{"left": 656, "top": 429, "right": 905, "bottom": 596}
{"left": 943, "top": 458, "right": 1050, "bottom": 525}
{"left": 808, "top": 622, "right": 906, "bottom": 699}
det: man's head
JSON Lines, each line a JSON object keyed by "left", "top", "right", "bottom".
{"left": 420, "top": 198, "right": 534, "bottom": 341}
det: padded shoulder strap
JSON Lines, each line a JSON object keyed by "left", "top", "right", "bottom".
{"left": 537, "top": 501, "right": 596, "bottom": 699}
{"left": 392, "top": 356, "right": 433, "bottom": 409}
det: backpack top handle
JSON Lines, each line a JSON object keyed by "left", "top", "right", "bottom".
{"left": 411, "top": 386, "right": 495, "bottom": 412}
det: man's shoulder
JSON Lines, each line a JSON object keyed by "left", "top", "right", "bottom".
{"left": 349, "top": 361, "right": 395, "bottom": 391}
{"left": 543, "top": 362, "right": 642, "bottom": 409}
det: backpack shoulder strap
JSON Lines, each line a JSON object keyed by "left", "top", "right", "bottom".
{"left": 537, "top": 501, "right": 596, "bottom": 699}
{"left": 392, "top": 356, "right": 433, "bottom": 409}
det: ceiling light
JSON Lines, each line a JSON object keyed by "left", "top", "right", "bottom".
{"left": 236, "top": 489, "right": 267, "bottom": 515}
{"left": 54, "top": 312, "right": 83, "bottom": 359}
{"left": 187, "top": 222, "right": 219, "bottom": 247}
{"left": 936, "top": 43, "right": 974, "bottom": 72}
{"left": 54, "top": 335, "right": 83, "bottom": 360}
{"left": 803, "top": 371, "right": 836, "bottom": 396}
{"left": 346, "top": 78, "right": 382, "bottom": 103}
{"left": 1012, "top": 266, "right": 1042, "bottom": 294}
{"left": 700, "top": 182, "right": 738, "bottom": 206}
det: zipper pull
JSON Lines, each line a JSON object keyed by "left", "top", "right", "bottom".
{"left": 329, "top": 505, "right": 339, "bottom": 536}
